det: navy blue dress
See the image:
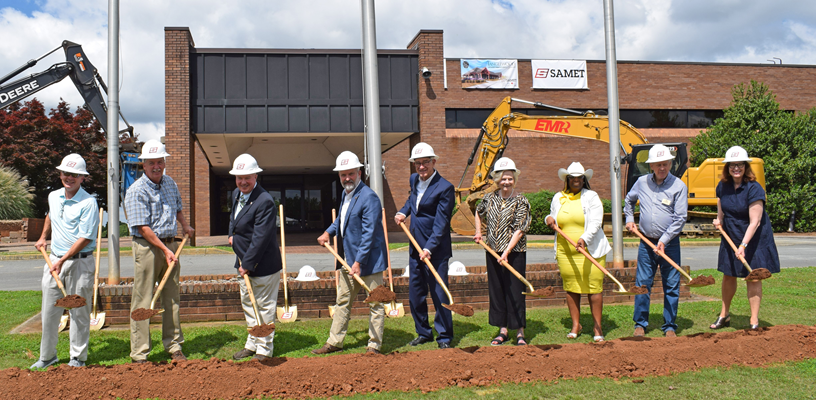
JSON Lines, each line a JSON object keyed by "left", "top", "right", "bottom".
{"left": 716, "top": 180, "right": 780, "bottom": 277}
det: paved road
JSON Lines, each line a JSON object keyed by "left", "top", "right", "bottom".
{"left": 1, "top": 236, "right": 813, "bottom": 291}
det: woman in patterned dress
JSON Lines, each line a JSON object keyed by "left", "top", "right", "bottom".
{"left": 546, "top": 162, "right": 611, "bottom": 342}
{"left": 474, "top": 157, "right": 532, "bottom": 346}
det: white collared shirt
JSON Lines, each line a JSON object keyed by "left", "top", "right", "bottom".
{"left": 415, "top": 170, "right": 437, "bottom": 209}
{"left": 340, "top": 179, "right": 361, "bottom": 236}
{"left": 234, "top": 183, "right": 257, "bottom": 218}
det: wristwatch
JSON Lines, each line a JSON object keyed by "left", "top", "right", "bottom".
{"left": 739, "top": 242, "right": 748, "bottom": 248}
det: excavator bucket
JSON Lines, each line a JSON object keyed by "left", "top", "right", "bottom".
{"left": 451, "top": 206, "right": 477, "bottom": 236}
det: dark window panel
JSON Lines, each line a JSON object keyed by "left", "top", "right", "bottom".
{"left": 246, "top": 55, "right": 267, "bottom": 99}
{"left": 268, "top": 106, "right": 287, "bottom": 132}
{"left": 203, "top": 55, "right": 224, "bottom": 99}
{"left": 247, "top": 106, "right": 267, "bottom": 132}
{"left": 225, "top": 55, "right": 246, "bottom": 100}
{"left": 309, "top": 56, "right": 329, "bottom": 99}
{"left": 268, "top": 55, "right": 288, "bottom": 99}
{"left": 288, "top": 56, "right": 309, "bottom": 100}
{"left": 329, "top": 55, "right": 350, "bottom": 99}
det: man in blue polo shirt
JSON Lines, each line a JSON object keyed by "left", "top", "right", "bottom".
{"left": 124, "top": 139, "right": 194, "bottom": 363}
{"left": 32, "top": 154, "right": 99, "bottom": 369}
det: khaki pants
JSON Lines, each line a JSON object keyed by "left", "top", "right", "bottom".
{"left": 39, "top": 255, "right": 93, "bottom": 362}
{"left": 239, "top": 271, "right": 280, "bottom": 356}
{"left": 130, "top": 238, "right": 183, "bottom": 361}
{"left": 328, "top": 269, "right": 384, "bottom": 350}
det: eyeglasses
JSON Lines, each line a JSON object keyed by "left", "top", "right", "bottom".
{"left": 414, "top": 160, "right": 433, "bottom": 167}
{"left": 728, "top": 163, "right": 746, "bottom": 170}
{"left": 61, "top": 172, "right": 81, "bottom": 178}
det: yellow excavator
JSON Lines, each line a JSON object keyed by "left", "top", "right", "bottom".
{"left": 451, "top": 96, "right": 765, "bottom": 236}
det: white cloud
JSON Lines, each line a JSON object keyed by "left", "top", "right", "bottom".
{"left": 1, "top": 0, "right": 815, "bottom": 135}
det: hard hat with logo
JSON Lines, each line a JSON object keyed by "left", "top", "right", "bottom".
{"left": 557, "top": 162, "right": 593, "bottom": 182}
{"left": 56, "top": 153, "right": 89, "bottom": 175}
{"left": 448, "top": 261, "right": 469, "bottom": 276}
{"left": 294, "top": 265, "right": 320, "bottom": 282}
{"left": 333, "top": 151, "right": 364, "bottom": 171}
{"left": 139, "top": 139, "right": 171, "bottom": 159}
{"left": 646, "top": 144, "right": 675, "bottom": 164}
{"left": 229, "top": 153, "right": 263, "bottom": 175}
{"left": 722, "top": 146, "right": 752, "bottom": 163}
{"left": 490, "top": 157, "right": 520, "bottom": 180}
{"left": 408, "top": 142, "right": 439, "bottom": 161}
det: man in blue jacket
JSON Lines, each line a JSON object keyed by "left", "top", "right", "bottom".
{"left": 313, "top": 151, "right": 388, "bottom": 355}
{"left": 227, "top": 154, "right": 282, "bottom": 361}
{"left": 395, "top": 143, "right": 455, "bottom": 349}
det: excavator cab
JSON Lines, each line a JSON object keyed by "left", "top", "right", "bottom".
{"left": 624, "top": 143, "right": 689, "bottom": 194}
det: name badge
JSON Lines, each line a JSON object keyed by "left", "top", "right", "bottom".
{"left": 662, "top": 198, "right": 672, "bottom": 206}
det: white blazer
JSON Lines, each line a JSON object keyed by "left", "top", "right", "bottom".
{"left": 547, "top": 189, "right": 612, "bottom": 259}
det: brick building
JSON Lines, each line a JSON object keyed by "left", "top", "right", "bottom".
{"left": 164, "top": 27, "right": 816, "bottom": 239}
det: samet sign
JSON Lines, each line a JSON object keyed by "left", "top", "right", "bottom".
{"left": 531, "top": 60, "right": 588, "bottom": 89}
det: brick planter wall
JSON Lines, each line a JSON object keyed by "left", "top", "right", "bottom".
{"left": 98, "top": 261, "right": 690, "bottom": 325}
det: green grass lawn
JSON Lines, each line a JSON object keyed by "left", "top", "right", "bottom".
{"left": 2, "top": 267, "right": 814, "bottom": 399}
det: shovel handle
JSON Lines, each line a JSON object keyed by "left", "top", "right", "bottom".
{"left": 381, "top": 209, "right": 395, "bottom": 292}
{"left": 716, "top": 225, "right": 753, "bottom": 272}
{"left": 279, "top": 204, "right": 290, "bottom": 311}
{"left": 241, "top": 268, "right": 264, "bottom": 326}
{"left": 149, "top": 235, "right": 188, "bottom": 310}
{"left": 93, "top": 207, "right": 103, "bottom": 317}
{"left": 477, "top": 240, "right": 536, "bottom": 293}
{"left": 551, "top": 225, "right": 628, "bottom": 287}
{"left": 322, "top": 242, "right": 372, "bottom": 292}
{"left": 629, "top": 228, "right": 693, "bottom": 281}
{"left": 398, "top": 222, "right": 455, "bottom": 305}
{"left": 39, "top": 247, "right": 68, "bottom": 297}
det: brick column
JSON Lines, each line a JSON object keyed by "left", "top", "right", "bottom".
{"left": 164, "top": 27, "right": 198, "bottom": 244}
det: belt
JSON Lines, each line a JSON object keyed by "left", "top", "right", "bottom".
{"left": 54, "top": 251, "right": 93, "bottom": 259}
{"left": 135, "top": 237, "right": 180, "bottom": 244}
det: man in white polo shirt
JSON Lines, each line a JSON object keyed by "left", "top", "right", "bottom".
{"left": 32, "top": 154, "right": 99, "bottom": 368}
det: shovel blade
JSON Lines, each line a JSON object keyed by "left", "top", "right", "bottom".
{"left": 613, "top": 290, "right": 638, "bottom": 296}
{"left": 58, "top": 314, "right": 69, "bottom": 332}
{"left": 89, "top": 312, "right": 106, "bottom": 331}
{"left": 277, "top": 306, "right": 297, "bottom": 323}
{"left": 384, "top": 302, "right": 405, "bottom": 318}
{"left": 328, "top": 305, "right": 336, "bottom": 318}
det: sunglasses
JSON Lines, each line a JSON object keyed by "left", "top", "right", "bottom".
{"left": 61, "top": 172, "right": 82, "bottom": 178}
{"left": 728, "top": 163, "right": 746, "bottom": 169}
{"left": 414, "top": 160, "right": 433, "bottom": 167}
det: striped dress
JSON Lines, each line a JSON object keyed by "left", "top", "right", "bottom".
{"left": 476, "top": 192, "right": 532, "bottom": 253}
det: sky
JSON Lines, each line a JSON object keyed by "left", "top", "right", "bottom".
{"left": 1, "top": 0, "right": 815, "bottom": 142}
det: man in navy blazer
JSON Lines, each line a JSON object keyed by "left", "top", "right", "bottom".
{"left": 227, "top": 154, "right": 282, "bottom": 361}
{"left": 395, "top": 143, "right": 456, "bottom": 349}
{"left": 313, "top": 151, "right": 388, "bottom": 355}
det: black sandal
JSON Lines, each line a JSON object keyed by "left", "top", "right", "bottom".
{"left": 710, "top": 313, "right": 730, "bottom": 329}
{"left": 491, "top": 333, "right": 509, "bottom": 346}
{"left": 516, "top": 335, "right": 527, "bottom": 346}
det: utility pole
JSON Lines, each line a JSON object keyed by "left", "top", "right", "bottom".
{"left": 603, "top": 0, "right": 624, "bottom": 268}
{"left": 360, "top": 0, "right": 384, "bottom": 204}
{"left": 106, "top": 0, "right": 121, "bottom": 284}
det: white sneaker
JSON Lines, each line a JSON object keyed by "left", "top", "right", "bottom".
{"left": 67, "top": 358, "right": 85, "bottom": 367}
{"left": 30, "top": 356, "right": 58, "bottom": 369}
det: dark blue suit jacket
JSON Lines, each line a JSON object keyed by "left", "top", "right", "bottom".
{"left": 228, "top": 184, "right": 282, "bottom": 277}
{"left": 398, "top": 172, "right": 455, "bottom": 262}
{"left": 326, "top": 181, "right": 387, "bottom": 276}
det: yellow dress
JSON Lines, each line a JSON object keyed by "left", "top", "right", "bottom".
{"left": 555, "top": 192, "right": 606, "bottom": 294}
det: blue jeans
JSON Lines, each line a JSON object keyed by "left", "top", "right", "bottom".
{"left": 633, "top": 236, "right": 681, "bottom": 332}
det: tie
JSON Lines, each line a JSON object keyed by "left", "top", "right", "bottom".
{"left": 236, "top": 195, "right": 247, "bottom": 216}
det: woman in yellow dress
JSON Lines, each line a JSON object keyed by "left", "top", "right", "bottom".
{"left": 546, "top": 162, "right": 611, "bottom": 342}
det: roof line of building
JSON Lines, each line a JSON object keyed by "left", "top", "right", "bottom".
{"left": 193, "top": 48, "right": 419, "bottom": 55}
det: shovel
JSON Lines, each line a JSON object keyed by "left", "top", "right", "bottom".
{"left": 130, "top": 235, "right": 188, "bottom": 321}
{"left": 58, "top": 311, "right": 69, "bottom": 332}
{"left": 551, "top": 225, "right": 642, "bottom": 295}
{"left": 717, "top": 226, "right": 772, "bottom": 282}
{"left": 276, "top": 204, "right": 297, "bottom": 323}
{"left": 382, "top": 209, "right": 404, "bottom": 318}
{"left": 90, "top": 207, "right": 106, "bottom": 330}
{"left": 239, "top": 260, "right": 276, "bottom": 338}
{"left": 39, "top": 247, "right": 86, "bottom": 309}
{"left": 399, "top": 222, "right": 474, "bottom": 317}
{"left": 323, "top": 242, "right": 396, "bottom": 304}
{"left": 329, "top": 208, "right": 338, "bottom": 318}
{"left": 477, "top": 241, "right": 554, "bottom": 298}
{"left": 629, "top": 228, "right": 715, "bottom": 287}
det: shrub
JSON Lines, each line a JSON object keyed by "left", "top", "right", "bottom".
{"left": 0, "top": 165, "right": 34, "bottom": 219}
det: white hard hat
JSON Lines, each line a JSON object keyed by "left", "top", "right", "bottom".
{"left": 646, "top": 144, "right": 675, "bottom": 164}
{"left": 408, "top": 142, "right": 438, "bottom": 161}
{"left": 229, "top": 153, "right": 263, "bottom": 175}
{"left": 722, "top": 146, "right": 752, "bottom": 163}
{"left": 294, "top": 265, "right": 319, "bottom": 282}
{"left": 448, "top": 261, "right": 469, "bottom": 276}
{"left": 558, "top": 162, "right": 593, "bottom": 182}
{"left": 333, "top": 151, "right": 364, "bottom": 171}
{"left": 139, "top": 139, "right": 171, "bottom": 159}
{"left": 56, "top": 153, "right": 89, "bottom": 175}
{"left": 491, "top": 157, "right": 520, "bottom": 180}
{"left": 401, "top": 266, "right": 410, "bottom": 278}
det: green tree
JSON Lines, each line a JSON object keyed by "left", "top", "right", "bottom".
{"left": 0, "top": 165, "right": 35, "bottom": 219}
{"left": 690, "top": 80, "right": 816, "bottom": 231}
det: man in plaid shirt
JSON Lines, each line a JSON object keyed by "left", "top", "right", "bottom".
{"left": 124, "top": 139, "right": 194, "bottom": 363}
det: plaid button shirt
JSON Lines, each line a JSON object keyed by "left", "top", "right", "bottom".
{"left": 124, "top": 174, "right": 183, "bottom": 238}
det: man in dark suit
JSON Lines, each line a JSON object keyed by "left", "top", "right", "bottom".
{"left": 227, "top": 154, "right": 282, "bottom": 362}
{"left": 313, "top": 151, "right": 388, "bottom": 355}
{"left": 395, "top": 143, "right": 456, "bottom": 349}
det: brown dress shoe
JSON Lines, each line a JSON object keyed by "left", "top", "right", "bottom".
{"left": 311, "top": 343, "right": 342, "bottom": 355}
{"left": 665, "top": 330, "right": 677, "bottom": 337}
{"left": 171, "top": 350, "right": 187, "bottom": 361}
{"left": 132, "top": 359, "right": 147, "bottom": 364}
{"left": 252, "top": 354, "right": 268, "bottom": 361}
{"left": 233, "top": 348, "right": 255, "bottom": 360}
{"left": 366, "top": 347, "right": 381, "bottom": 354}
{"left": 633, "top": 327, "right": 645, "bottom": 337}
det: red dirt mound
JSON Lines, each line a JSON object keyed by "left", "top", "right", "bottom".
{"left": 3, "top": 325, "right": 814, "bottom": 400}
{"left": 364, "top": 286, "right": 397, "bottom": 303}
{"left": 688, "top": 275, "right": 716, "bottom": 286}
{"left": 628, "top": 285, "right": 649, "bottom": 294}
{"left": 130, "top": 308, "right": 160, "bottom": 321}
{"left": 54, "top": 294, "right": 86, "bottom": 308}
{"left": 746, "top": 268, "right": 772, "bottom": 281}
{"left": 444, "top": 304, "right": 474, "bottom": 317}
{"left": 248, "top": 324, "right": 276, "bottom": 338}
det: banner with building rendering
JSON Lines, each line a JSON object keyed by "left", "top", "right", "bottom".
{"left": 461, "top": 59, "right": 518, "bottom": 89}
{"left": 531, "top": 60, "right": 588, "bottom": 89}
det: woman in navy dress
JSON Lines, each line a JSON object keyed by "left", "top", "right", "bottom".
{"left": 710, "top": 146, "right": 780, "bottom": 330}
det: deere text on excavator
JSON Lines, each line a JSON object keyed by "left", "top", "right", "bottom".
{"left": 452, "top": 96, "right": 765, "bottom": 237}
